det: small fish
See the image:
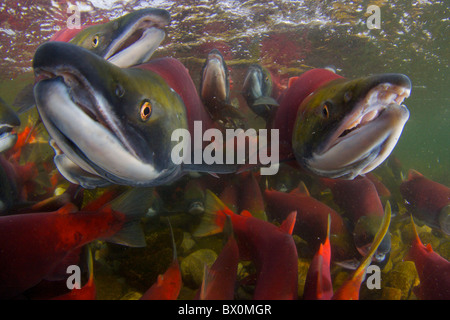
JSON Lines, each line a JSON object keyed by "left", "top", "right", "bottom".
{"left": 0, "top": 97, "right": 21, "bottom": 153}
{"left": 404, "top": 216, "right": 450, "bottom": 300}
{"left": 320, "top": 176, "right": 391, "bottom": 263}
{"left": 140, "top": 220, "right": 182, "bottom": 300}
{"left": 264, "top": 182, "right": 355, "bottom": 261}
{"left": 200, "top": 49, "right": 245, "bottom": 128}
{"left": 270, "top": 69, "right": 411, "bottom": 179}
{"left": 184, "top": 179, "right": 206, "bottom": 215}
{"left": 197, "top": 216, "right": 239, "bottom": 300}
{"left": 195, "top": 190, "right": 298, "bottom": 300}
{"left": 242, "top": 64, "right": 279, "bottom": 120}
{"left": 303, "top": 215, "right": 333, "bottom": 300}
{"left": 400, "top": 169, "right": 450, "bottom": 235}
{"left": 33, "top": 42, "right": 234, "bottom": 188}
{"left": 0, "top": 187, "right": 152, "bottom": 299}
{"left": 332, "top": 201, "right": 391, "bottom": 300}
{"left": 54, "top": 8, "right": 171, "bottom": 68}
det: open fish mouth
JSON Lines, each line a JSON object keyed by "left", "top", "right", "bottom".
{"left": 33, "top": 70, "right": 161, "bottom": 184}
{"left": 0, "top": 125, "right": 17, "bottom": 152}
{"left": 307, "top": 78, "right": 411, "bottom": 179}
{"left": 104, "top": 11, "right": 170, "bottom": 67}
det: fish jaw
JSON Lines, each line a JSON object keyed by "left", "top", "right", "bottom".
{"left": 35, "top": 77, "right": 165, "bottom": 185}
{"left": 33, "top": 42, "right": 187, "bottom": 187}
{"left": 71, "top": 8, "right": 170, "bottom": 67}
{"left": 0, "top": 128, "right": 18, "bottom": 153}
{"left": 242, "top": 64, "right": 264, "bottom": 102}
{"left": 293, "top": 73, "right": 411, "bottom": 179}
{"left": 106, "top": 27, "right": 165, "bottom": 67}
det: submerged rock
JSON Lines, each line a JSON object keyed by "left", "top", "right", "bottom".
{"left": 385, "top": 261, "right": 419, "bottom": 300}
{"left": 180, "top": 249, "right": 218, "bottom": 288}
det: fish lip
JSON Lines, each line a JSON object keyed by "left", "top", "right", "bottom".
{"left": 0, "top": 127, "right": 17, "bottom": 152}
{"left": 34, "top": 77, "right": 165, "bottom": 185}
{"left": 34, "top": 64, "right": 143, "bottom": 159}
{"left": 331, "top": 82, "right": 411, "bottom": 147}
{"left": 308, "top": 78, "right": 411, "bottom": 179}
{"left": 33, "top": 75, "right": 116, "bottom": 173}
{"left": 103, "top": 12, "right": 170, "bottom": 63}
{"left": 34, "top": 67, "right": 109, "bottom": 131}
{"left": 0, "top": 124, "right": 15, "bottom": 136}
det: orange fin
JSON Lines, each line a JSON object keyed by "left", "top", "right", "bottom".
{"left": 193, "top": 190, "right": 232, "bottom": 237}
{"left": 57, "top": 203, "right": 78, "bottom": 214}
{"left": 333, "top": 202, "right": 391, "bottom": 300}
{"left": 288, "top": 77, "right": 300, "bottom": 88}
{"left": 240, "top": 210, "right": 253, "bottom": 218}
{"left": 279, "top": 211, "right": 297, "bottom": 235}
{"left": 407, "top": 169, "right": 423, "bottom": 180}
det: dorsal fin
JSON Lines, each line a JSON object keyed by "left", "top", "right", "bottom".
{"left": 288, "top": 77, "right": 300, "bottom": 88}
{"left": 289, "top": 181, "right": 310, "bottom": 197}
{"left": 240, "top": 210, "right": 253, "bottom": 218}
{"left": 57, "top": 202, "right": 78, "bottom": 214}
{"left": 407, "top": 169, "right": 423, "bottom": 180}
{"left": 279, "top": 211, "right": 297, "bottom": 235}
{"left": 193, "top": 190, "right": 232, "bottom": 237}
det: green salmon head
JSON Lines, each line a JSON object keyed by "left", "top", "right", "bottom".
{"left": 292, "top": 73, "right": 411, "bottom": 179}
{"left": 0, "top": 97, "right": 21, "bottom": 153}
{"left": 70, "top": 8, "right": 170, "bottom": 67}
{"left": 33, "top": 42, "right": 188, "bottom": 187}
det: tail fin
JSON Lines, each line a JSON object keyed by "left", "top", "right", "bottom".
{"left": 104, "top": 187, "right": 156, "bottom": 247}
{"left": 333, "top": 202, "right": 391, "bottom": 300}
{"left": 193, "top": 189, "right": 233, "bottom": 237}
{"left": 352, "top": 201, "right": 391, "bottom": 282}
{"left": 279, "top": 211, "right": 297, "bottom": 235}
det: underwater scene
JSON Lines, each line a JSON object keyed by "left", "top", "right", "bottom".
{"left": 0, "top": 0, "right": 448, "bottom": 301}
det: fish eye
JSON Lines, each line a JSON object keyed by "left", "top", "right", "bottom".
{"left": 140, "top": 100, "right": 152, "bottom": 121}
{"left": 344, "top": 91, "right": 352, "bottom": 103}
{"left": 115, "top": 84, "right": 125, "bottom": 97}
{"left": 92, "top": 35, "right": 99, "bottom": 48}
{"left": 322, "top": 103, "right": 330, "bottom": 119}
